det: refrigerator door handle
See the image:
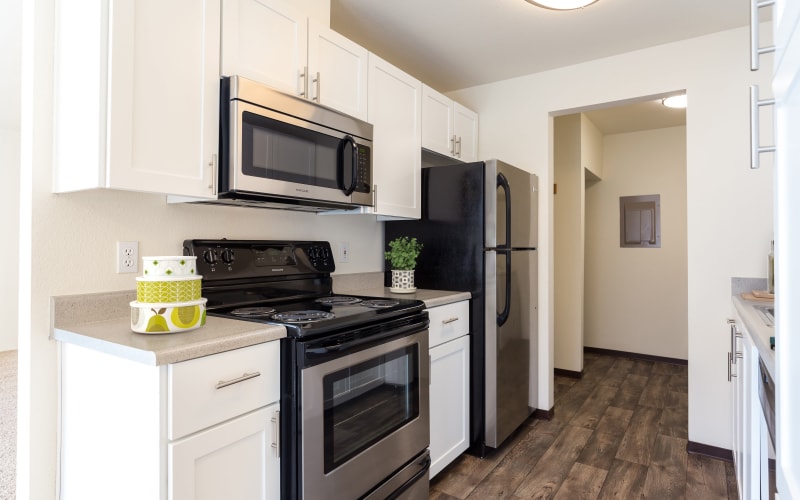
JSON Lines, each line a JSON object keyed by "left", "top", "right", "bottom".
{"left": 497, "top": 173, "right": 511, "bottom": 249}
{"left": 497, "top": 172, "right": 512, "bottom": 326}
{"left": 498, "top": 251, "right": 511, "bottom": 326}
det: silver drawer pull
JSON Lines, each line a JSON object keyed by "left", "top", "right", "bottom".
{"left": 442, "top": 317, "right": 459, "bottom": 325}
{"left": 215, "top": 371, "right": 261, "bottom": 390}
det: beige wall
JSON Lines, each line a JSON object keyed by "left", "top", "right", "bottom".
{"left": 450, "top": 26, "right": 773, "bottom": 450}
{"left": 553, "top": 115, "right": 584, "bottom": 373}
{"left": 584, "top": 126, "right": 688, "bottom": 360}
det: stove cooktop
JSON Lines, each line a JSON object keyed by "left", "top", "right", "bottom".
{"left": 209, "top": 294, "right": 425, "bottom": 338}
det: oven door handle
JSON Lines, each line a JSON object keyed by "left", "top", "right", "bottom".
{"left": 304, "top": 320, "right": 427, "bottom": 358}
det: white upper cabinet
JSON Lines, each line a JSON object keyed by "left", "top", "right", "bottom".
{"left": 220, "top": 0, "right": 308, "bottom": 97}
{"left": 53, "top": 0, "right": 220, "bottom": 198}
{"left": 368, "top": 54, "right": 423, "bottom": 219}
{"left": 221, "top": 0, "right": 368, "bottom": 121}
{"left": 421, "top": 84, "right": 479, "bottom": 162}
{"left": 307, "top": 20, "right": 369, "bottom": 121}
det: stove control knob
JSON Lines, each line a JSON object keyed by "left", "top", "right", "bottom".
{"left": 221, "top": 248, "right": 235, "bottom": 264}
{"left": 203, "top": 249, "right": 218, "bottom": 265}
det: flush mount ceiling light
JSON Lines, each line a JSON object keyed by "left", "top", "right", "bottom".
{"left": 662, "top": 94, "right": 688, "bottom": 109}
{"left": 525, "top": 0, "right": 599, "bottom": 10}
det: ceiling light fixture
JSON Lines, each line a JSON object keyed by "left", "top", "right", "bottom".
{"left": 525, "top": 0, "right": 599, "bottom": 10}
{"left": 662, "top": 95, "right": 688, "bottom": 109}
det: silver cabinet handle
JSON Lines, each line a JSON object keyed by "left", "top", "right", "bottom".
{"left": 728, "top": 352, "right": 738, "bottom": 381}
{"left": 208, "top": 153, "right": 217, "bottom": 194}
{"left": 271, "top": 410, "right": 280, "bottom": 457}
{"left": 455, "top": 136, "right": 462, "bottom": 157}
{"left": 299, "top": 66, "right": 308, "bottom": 98}
{"left": 729, "top": 322, "right": 743, "bottom": 364}
{"left": 450, "top": 135, "right": 456, "bottom": 155}
{"left": 312, "top": 72, "right": 321, "bottom": 102}
{"left": 215, "top": 371, "right": 261, "bottom": 389}
{"left": 750, "top": 85, "right": 776, "bottom": 169}
{"left": 750, "top": 0, "right": 776, "bottom": 71}
{"left": 442, "top": 317, "right": 459, "bottom": 325}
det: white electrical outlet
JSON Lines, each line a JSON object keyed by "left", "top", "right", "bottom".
{"left": 338, "top": 242, "right": 350, "bottom": 263}
{"left": 117, "top": 241, "right": 139, "bottom": 273}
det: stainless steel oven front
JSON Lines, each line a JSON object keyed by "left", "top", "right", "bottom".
{"left": 298, "top": 326, "right": 430, "bottom": 499}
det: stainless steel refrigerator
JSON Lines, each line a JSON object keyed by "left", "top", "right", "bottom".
{"left": 385, "top": 159, "right": 538, "bottom": 455}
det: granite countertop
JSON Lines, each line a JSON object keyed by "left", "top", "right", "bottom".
{"left": 52, "top": 290, "right": 285, "bottom": 366}
{"left": 733, "top": 294, "right": 775, "bottom": 381}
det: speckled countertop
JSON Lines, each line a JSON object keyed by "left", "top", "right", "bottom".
{"left": 52, "top": 290, "right": 285, "bottom": 366}
{"left": 350, "top": 287, "right": 471, "bottom": 308}
{"left": 51, "top": 274, "right": 469, "bottom": 366}
{"left": 733, "top": 295, "right": 775, "bottom": 381}
{"left": 731, "top": 278, "right": 775, "bottom": 380}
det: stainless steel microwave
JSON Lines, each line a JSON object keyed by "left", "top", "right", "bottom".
{"left": 215, "top": 75, "right": 373, "bottom": 212}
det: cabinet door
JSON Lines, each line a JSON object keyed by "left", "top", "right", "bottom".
{"left": 307, "top": 20, "right": 369, "bottom": 121}
{"left": 107, "top": 0, "right": 220, "bottom": 197}
{"left": 429, "top": 335, "right": 470, "bottom": 478}
{"left": 368, "top": 54, "right": 422, "bottom": 219}
{"left": 453, "top": 102, "right": 479, "bottom": 162}
{"left": 170, "top": 404, "right": 280, "bottom": 500}
{"left": 54, "top": 0, "right": 220, "bottom": 197}
{"left": 421, "top": 84, "right": 454, "bottom": 157}
{"left": 221, "top": 0, "right": 308, "bottom": 96}
{"left": 732, "top": 324, "right": 761, "bottom": 500}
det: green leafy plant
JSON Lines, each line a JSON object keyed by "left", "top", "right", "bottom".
{"left": 384, "top": 236, "right": 423, "bottom": 270}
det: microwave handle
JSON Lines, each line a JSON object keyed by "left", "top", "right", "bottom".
{"left": 338, "top": 135, "right": 358, "bottom": 196}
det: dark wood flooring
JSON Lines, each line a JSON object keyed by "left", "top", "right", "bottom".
{"left": 430, "top": 351, "right": 738, "bottom": 499}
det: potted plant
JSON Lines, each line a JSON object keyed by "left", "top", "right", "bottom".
{"left": 385, "top": 236, "right": 423, "bottom": 293}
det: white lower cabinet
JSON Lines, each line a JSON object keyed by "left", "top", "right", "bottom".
{"left": 170, "top": 404, "right": 280, "bottom": 500}
{"left": 59, "top": 341, "right": 280, "bottom": 500}
{"left": 729, "top": 315, "right": 762, "bottom": 500}
{"left": 427, "top": 300, "right": 470, "bottom": 478}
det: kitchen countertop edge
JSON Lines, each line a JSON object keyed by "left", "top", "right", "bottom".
{"left": 732, "top": 294, "right": 775, "bottom": 380}
{"left": 351, "top": 287, "right": 471, "bottom": 308}
{"left": 53, "top": 315, "right": 286, "bottom": 366}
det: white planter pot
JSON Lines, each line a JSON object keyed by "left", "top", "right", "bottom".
{"left": 390, "top": 269, "right": 416, "bottom": 293}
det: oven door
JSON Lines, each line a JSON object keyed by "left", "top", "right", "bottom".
{"left": 300, "top": 328, "right": 429, "bottom": 499}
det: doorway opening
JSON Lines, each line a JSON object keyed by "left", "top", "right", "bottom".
{"left": 553, "top": 93, "right": 688, "bottom": 376}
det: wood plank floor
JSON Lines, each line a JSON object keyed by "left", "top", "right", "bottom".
{"left": 430, "top": 351, "right": 738, "bottom": 500}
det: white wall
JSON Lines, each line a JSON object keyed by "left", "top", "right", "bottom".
{"left": 553, "top": 115, "right": 584, "bottom": 373}
{"left": 0, "top": 130, "right": 19, "bottom": 352}
{"left": 450, "top": 26, "right": 773, "bottom": 450}
{"left": 18, "top": 0, "right": 373, "bottom": 497}
{"left": 1, "top": 0, "right": 21, "bottom": 353}
{"left": 584, "top": 126, "right": 688, "bottom": 360}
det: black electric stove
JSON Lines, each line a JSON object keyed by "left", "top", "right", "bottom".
{"left": 183, "top": 239, "right": 425, "bottom": 337}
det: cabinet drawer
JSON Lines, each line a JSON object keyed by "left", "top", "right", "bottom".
{"left": 168, "top": 341, "right": 280, "bottom": 440}
{"left": 428, "top": 301, "right": 469, "bottom": 348}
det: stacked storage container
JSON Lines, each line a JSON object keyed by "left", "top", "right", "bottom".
{"left": 130, "top": 256, "right": 206, "bottom": 333}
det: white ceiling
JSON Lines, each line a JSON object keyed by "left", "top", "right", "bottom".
{"left": 330, "top": 0, "right": 746, "bottom": 134}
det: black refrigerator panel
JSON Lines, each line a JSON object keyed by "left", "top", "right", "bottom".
{"left": 384, "top": 161, "right": 487, "bottom": 452}
{"left": 385, "top": 162, "right": 486, "bottom": 294}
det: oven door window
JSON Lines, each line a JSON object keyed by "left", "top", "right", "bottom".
{"left": 322, "top": 345, "right": 419, "bottom": 473}
{"left": 241, "top": 111, "right": 343, "bottom": 190}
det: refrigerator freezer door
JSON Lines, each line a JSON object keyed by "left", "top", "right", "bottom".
{"left": 485, "top": 159, "right": 538, "bottom": 249}
{"left": 484, "top": 247, "right": 535, "bottom": 448}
